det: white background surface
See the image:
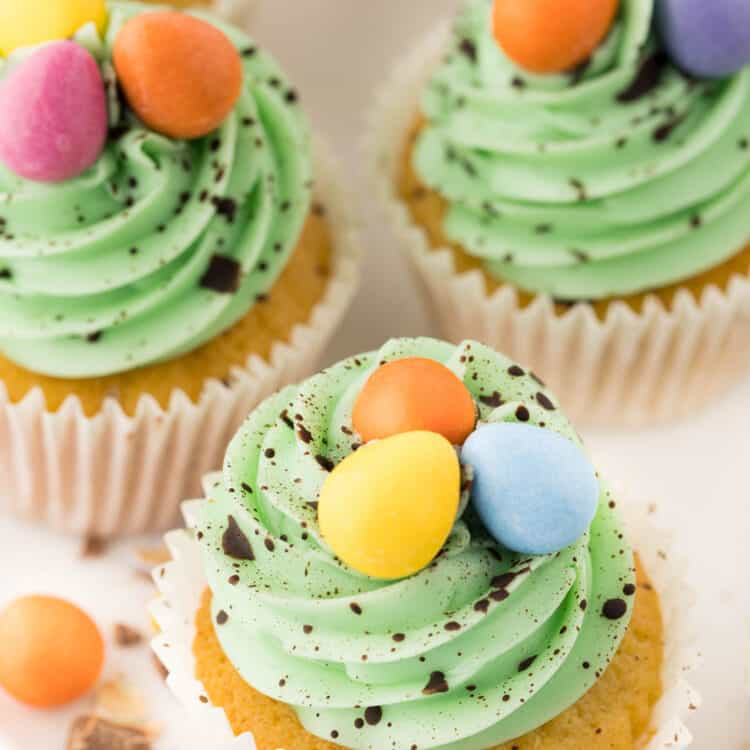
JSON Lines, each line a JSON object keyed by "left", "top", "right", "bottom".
{"left": 1, "top": 2, "right": 749, "bottom": 749}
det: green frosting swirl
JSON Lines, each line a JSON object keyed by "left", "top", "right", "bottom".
{"left": 0, "top": 1, "right": 312, "bottom": 377}
{"left": 414, "top": 0, "right": 750, "bottom": 301}
{"left": 197, "top": 338, "right": 635, "bottom": 750}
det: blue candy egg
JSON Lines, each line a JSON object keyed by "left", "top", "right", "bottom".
{"left": 657, "top": 0, "right": 750, "bottom": 79}
{"left": 462, "top": 423, "right": 598, "bottom": 555}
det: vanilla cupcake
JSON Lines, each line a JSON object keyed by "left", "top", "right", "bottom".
{"left": 371, "top": 0, "right": 750, "bottom": 426}
{"left": 152, "top": 337, "right": 698, "bottom": 750}
{"left": 0, "top": 1, "right": 359, "bottom": 535}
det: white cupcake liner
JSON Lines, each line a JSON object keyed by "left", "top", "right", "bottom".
{"left": 367, "top": 22, "right": 750, "bottom": 427}
{"left": 150, "top": 490, "right": 700, "bottom": 750}
{"left": 0, "top": 139, "right": 361, "bottom": 538}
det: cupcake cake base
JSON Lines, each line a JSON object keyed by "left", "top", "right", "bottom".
{"left": 151, "top": 495, "right": 699, "bottom": 750}
{"left": 192, "top": 560, "right": 663, "bottom": 750}
{"left": 370, "top": 22, "right": 750, "bottom": 427}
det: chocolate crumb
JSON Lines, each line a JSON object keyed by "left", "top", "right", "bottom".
{"left": 66, "top": 716, "right": 151, "bottom": 750}
{"left": 536, "top": 392, "right": 556, "bottom": 411}
{"left": 222, "top": 515, "right": 255, "bottom": 561}
{"left": 81, "top": 536, "right": 108, "bottom": 558}
{"left": 200, "top": 254, "right": 241, "bottom": 294}
{"left": 422, "top": 671, "right": 449, "bottom": 695}
{"left": 114, "top": 623, "right": 143, "bottom": 648}
{"left": 364, "top": 706, "right": 383, "bottom": 726}
{"left": 458, "top": 38, "right": 477, "bottom": 63}
{"left": 211, "top": 196, "right": 237, "bottom": 223}
{"left": 315, "top": 455, "right": 335, "bottom": 472}
{"left": 518, "top": 655, "right": 537, "bottom": 672}
{"left": 602, "top": 598, "right": 628, "bottom": 620}
{"left": 216, "top": 610, "right": 229, "bottom": 625}
{"left": 350, "top": 603, "right": 363, "bottom": 615}
{"left": 479, "top": 392, "right": 504, "bottom": 408}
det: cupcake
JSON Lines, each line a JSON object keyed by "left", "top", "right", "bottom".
{"left": 152, "top": 337, "right": 698, "bottom": 750}
{"left": 371, "top": 0, "right": 750, "bottom": 426}
{"left": 0, "top": 1, "right": 359, "bottom": 535}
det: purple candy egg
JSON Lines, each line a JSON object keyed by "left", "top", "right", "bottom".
{"left": 0, "top": 41, "right": 108, "bottom": 183}
{"left": 657, "top": 0, "right": 750, "bottom": 79}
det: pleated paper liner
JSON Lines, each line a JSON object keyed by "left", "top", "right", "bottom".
{"left": 0, "top": 140, "right": 361, "bottom": 537}
{"left": 150, "top": 488, "right": 700, "bottom": 750}
{"left": 367, "top": 21, "right": 750, "bottom": 427}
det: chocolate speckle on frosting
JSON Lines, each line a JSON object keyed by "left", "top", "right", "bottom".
{"left": 200, "top": 254, "right": 241, "bottom": 294}
{"left": 422, "top": 671, "right": 449, "bottom": 695}
{"left": 222, "top": 516, "right": 255, "bottom": 561}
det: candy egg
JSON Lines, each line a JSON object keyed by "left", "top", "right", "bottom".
{"left": 0, "top": 41, "right": 108, "bottom": 183}
{"left": 0, "top": 0, "right": 107, "bottom": 56}
{"left": 462, "top": 423, "right": 598, "bottom": 555}
{"left": 492, "top": 0, "right": 619, "bottom": 74}
{"left": 657, "top": 0, "right": 750, "bottom": 78}
{"left": 113, "top": 11, "right": 243, "bottom": 140}
{"left": 319, "top": 432, "right": 460, "bottom": 580}
{"left": 0, "top": 596, "right": 104, "bottom": 707}
{"left": 352, "top": 358, "right": 476, "bottom": 445}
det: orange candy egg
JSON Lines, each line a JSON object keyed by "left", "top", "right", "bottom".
{"left": 353, "top": 358, "right": 476, "bottom": 445}
{"left": 0, "top": 596, "right": 104, "bottom": 708}
{"left": 113, "top": 11, "right": 243, "bottom": 140}
{"left": 492, "top": 0, "right": 619, "bottom": 74}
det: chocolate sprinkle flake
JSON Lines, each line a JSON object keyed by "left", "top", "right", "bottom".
{"left": 570, "top": 178, "right": 587, "bottom": 201}
{"left": 0, "top": 268, "right": 12, "bottom": 280}
{"left": 479, "top": 391, "right": 504, "bottom": 408}
{"left": 303, "top": 624, "right": 313, "bottom": 634}
{"left": 228, "top": 574, "right": 240, "bottom": 585}
{"left": 617, "top": 52, "right": 667, "bottom": 103}
{"left": 474, "top": 598, "right": 490, "bottom": 614}
{"left": 354, "top": 718, "right": 365, "bottom": 729}
{"left": 518, "top": 655, "right": 537, "bottom": 672}
{"left": 315, "top": 455, "right": 335, "bottom": 472}
{"left": 536, "top": 392, "right": 556, "bottom": 411}
{"left": 222, "top": 515, "right": 255, "bottom": 561}
{"left": 392, "top": 633, "right": 406, "bottom": 642}
{"left": 445, "top": 621, "right": 462, "bottom": 631}
{"left": 86, "top": 331, "right": 102, "bottom": 343}
{"left": 212, "top": 196, "right": 238, "bottom": 223}
{"left": 297, "top": 424, "right": 313, "bottom": 444}
{"left": 653, "top": 115, "right": 685, "bottom": 143}
{"left": 200, "top": 254, "right": 241, "bottom": 294}
{"left": 623, "top": 583, "right": 636, "bottom": 596}
{"left": 458, "top": 38, "right": 477, "bottom": 63}
{"left": 508, "top": 365, "right": 525, "bottom": 377}
{"left": 364, "top": 706, "right": 383, "bottom": 726}
{"left": 422, "top": 671, "right": 449, "bottom": 695}
{"left": 350, "top": 603, "right": 363, "bottom": 615}
{"left": 216, "top": 610, "right": 229, "bottom": 625}
{"left": 515, "top": 405, "right": 530, "bottom": 422}
{"left": 602, "top": 598, "right": 628, "bottom": 620}
{"left": 264, "top": 538, "right": 275, "bottom": 552}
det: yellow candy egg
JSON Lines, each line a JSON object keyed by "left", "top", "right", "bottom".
{"left": 318, "top": 432, "right": 460, "bottom": 580}
{"left": 0, "top": 0, "right": 108, "bottom": 56}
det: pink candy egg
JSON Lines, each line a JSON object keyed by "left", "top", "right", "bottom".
{"left": 0, "top": 41, "right": 108, "bottom": 183}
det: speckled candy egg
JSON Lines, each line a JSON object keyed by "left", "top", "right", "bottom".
{"left": 319, "top": 432, "right": 460, "bottom": 580}
{"left": 352, "top": 358, "right": 476, "bottom": 445}
{"left": 0, "top": 596, "right": 104, "bottom": 707}
{"left": 492, "top": 0, "right": 619, "bottom": 74}
{"left": 113, "top": 11, "right": 244, "bottom": 140}
{"left": 0, "top": 0, "right": 107, "bottom": 56}
{"left": 0, "top": 41, "right": 108, "bottom": 182}
{"left": 462, "top": 423, "right": 599, "bottom": 555}
{"left": 657, "top": 0, "right": 750, "bottom": 78}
